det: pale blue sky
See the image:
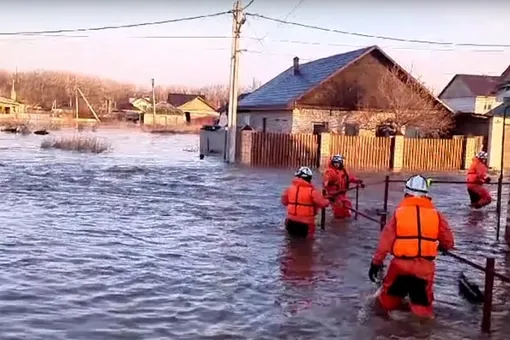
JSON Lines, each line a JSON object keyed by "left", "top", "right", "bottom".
{"left": 1, "top": 1, "right": 509, "bottom": 93}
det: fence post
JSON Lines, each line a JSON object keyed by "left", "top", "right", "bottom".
{"left": 239, "top": 130, "right": 253, "bottom": 165}
{"left": 462, "top": 136, "right": 476, "bottom": 169}
{"left": 496, "top": 176, "right": 503, "bottom": 240}
{"left": 320, "top": 189, "right": 326, "bottom": 230}
{"left": 481, "top": 257, "right": 495, "bottom": 333}
{"left": 391, "top": 136, "right": 404, "bottom": 171}
{"left": 380, "top": 175, "right": 390, "bottom": 230}
{"left": 319, "top": 133, "right": 331, "bottom": 169}
{"left": 506, "top": 189, "right": 510, "bottom": 246}
{"left": 355, "top": 185, "right": 359, "bottom": 220}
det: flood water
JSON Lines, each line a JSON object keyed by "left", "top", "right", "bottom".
{"left": 0, "top": 130, "right": 509, "bottom": 339}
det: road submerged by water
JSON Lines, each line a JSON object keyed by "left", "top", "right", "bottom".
{"left": 0, "top": 130, "right": 509, "bottom": 340}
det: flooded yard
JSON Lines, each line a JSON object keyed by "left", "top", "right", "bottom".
{"left": 0, "top": 130, "right": 509, "bottom": 339}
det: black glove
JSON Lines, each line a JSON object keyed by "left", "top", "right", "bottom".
{"left": 368, "top": 262, "right": 383, "bottom": 282}
{"left": 358, "top": 180, "right": 365, "bottom": 189}
{"left": 438, "top": 246, "right": 448, "bottom": 255}
{"left": 485, "top": 177, "right": 491, "bottom": 183}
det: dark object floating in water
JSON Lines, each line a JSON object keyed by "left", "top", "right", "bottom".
{"left": 458, "top": 272, "right": 484, "bottom": 303}
{"left": 2, "top": 125, "right": 30, "bottom": 134}
{"left": 34, "top": 130, "right": 49, "bottom": 135}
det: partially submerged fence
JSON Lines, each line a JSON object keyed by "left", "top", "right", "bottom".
{"left": 319, "top": 176, "right": 510, "bottom": 333}
{"left": 237, "top": 131, "right": 481, "bottom": 171}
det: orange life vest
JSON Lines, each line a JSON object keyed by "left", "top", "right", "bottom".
{"left": 325, "top": 166, "right": 350, "bottom": 194}
{"left": 392, "top": 196, "right": 440, "bottom": 260}
{"left": 287, "top": 185, "right": 315, "bottom": 218}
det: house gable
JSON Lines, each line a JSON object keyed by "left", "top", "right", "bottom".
{"left": 178, "top": 97, "right": 217, "bottom": 114}
{"left": 295, "top": 48, "right": 450, "bottom": 113}
{"left": 438, "top": 76, "right": 475, "bottom": 99}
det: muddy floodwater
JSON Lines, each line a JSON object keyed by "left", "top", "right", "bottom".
{"left": 0, "top": 130, "right": 509, "bottom": 339}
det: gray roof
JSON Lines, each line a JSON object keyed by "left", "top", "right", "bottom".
{"left": 238, "top": 46, "right": 375, "bottom": 109}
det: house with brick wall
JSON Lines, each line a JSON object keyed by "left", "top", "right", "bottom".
{"left": 237, "top": 45, "right": 452, "bottom": 136}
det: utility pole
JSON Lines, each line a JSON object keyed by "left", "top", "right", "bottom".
{"left": 151, "top": 78, "right": 156, "bottom": 128}
{"left": 226, "top": 0, "right": 244, "bottom": 163}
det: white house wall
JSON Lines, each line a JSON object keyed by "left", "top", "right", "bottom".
{"left": 238, "top": 111, "right": 293, "bottom": 133}
{"left": 475, "top": 96, "right": 499, "bottom": 114}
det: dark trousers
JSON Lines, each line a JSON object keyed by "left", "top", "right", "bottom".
{"left": 285, "top": 219, "right": 309, "bottom": 238}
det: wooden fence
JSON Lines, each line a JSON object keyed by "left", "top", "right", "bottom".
{"left": 250, "top": 132, "right": 318, "bottom": 168}
{"left": 403, "top": 138, "right": 464, "bottom": 170}
{"left": 238, "top": 131, "right": 481, "bottom": 171}
{"left": 330, "top": 135, "right": 391, "bottom": 170}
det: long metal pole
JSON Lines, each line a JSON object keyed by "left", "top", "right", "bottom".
{"left": 151, "top": 78, "right": 156, "bottom": 128}
{"left": 226, "top": 1, "right": 242, "bottom": 163}
{"left": 496, "top": 108, "right": 507, "bottom": 240}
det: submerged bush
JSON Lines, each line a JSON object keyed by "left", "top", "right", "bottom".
{"left": 41, "top": 135, "right": 111, "bottom": 153}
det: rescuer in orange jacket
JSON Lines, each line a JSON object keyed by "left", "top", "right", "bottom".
{"left": 323, "top": 154, "right": 364, "bottom": 218}
{"left": 466, "top": 151, "right": 492, "bottom": 209}
{"left": 368, "top": 175, "right": 455, "bottom": 319}
{"left": 281, "top": 166, "right": 330, "bottom": 239}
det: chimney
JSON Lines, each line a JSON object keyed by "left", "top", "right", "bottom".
{"left": 293, "top": 56, "right": 299, "bottom": 75}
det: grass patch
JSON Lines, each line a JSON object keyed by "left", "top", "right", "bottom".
{"left": 41, "top": 135, "right": 111, "bottom": 153}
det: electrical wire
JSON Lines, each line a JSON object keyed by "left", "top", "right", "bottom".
{"left": 0, "top": 11, "right": 231, "bottom": 36}
{"left": 242, "top": 0, "right": 256, "bottom": 10}
{"left": 246, "top": 12, "right": 510, "bottom": 48}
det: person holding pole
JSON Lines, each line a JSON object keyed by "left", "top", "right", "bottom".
{"left": 466, "top": 151, "right": 492, "bottom": 209}
{"left": 323, "top": 154, "right": 364, "bottom": 218}
{"left": 281, "top": 166, "right": 329, "bottom": 239}
{"left": 368, "top": 175, "right": 455, "bottom": 319}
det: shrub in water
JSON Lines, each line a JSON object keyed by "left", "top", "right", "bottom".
{"left": 41, "top": 135, "right": 111, "bottom": 153}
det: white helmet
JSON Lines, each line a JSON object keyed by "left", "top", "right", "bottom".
{"left": 404, "top": 175, "right": 430, "bottom": 197}
{"left": 476, "top": 151, "right": 488, "bottom": 160}
{"left": 331, "top": 154, "right": 344, "bottom": 164}
{"left": 295, "top": 166, "right": 313, "bottom": 180}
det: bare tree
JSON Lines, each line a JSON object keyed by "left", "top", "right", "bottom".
{"left": 354, "top": 65, "right": 453, "bottom": 137}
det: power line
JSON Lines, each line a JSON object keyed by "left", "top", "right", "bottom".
{"left": 4, "top": 34, "right": 508, "bottom": 53}
{"left": 0, "top": 11, "right": 231, "bottom": 36}
{"left": 246, "top": 12, "right": 510, "bottom": 48}
{"left": 242, "top": 0, "right": 256, "bottom": 10}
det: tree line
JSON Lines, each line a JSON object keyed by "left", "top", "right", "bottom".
{"left": 0, "top": 69, "right": 258, "bottom": 113}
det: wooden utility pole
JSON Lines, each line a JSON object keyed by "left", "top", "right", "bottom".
{"left": 151, "top": 78, "right": 156, "bottom": 128}
{"left": 226, "top": 0, "right": 244, "bottom": 163}
{"left": 77, "top": 88, "right": 101, "bottom": 122}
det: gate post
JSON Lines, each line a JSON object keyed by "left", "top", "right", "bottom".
{"left": 319, "top": 133, "right": 331, "bottom": 169}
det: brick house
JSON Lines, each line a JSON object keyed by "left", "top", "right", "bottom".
{"left": 237, "top": 45, "right": 451, "bottom": 136}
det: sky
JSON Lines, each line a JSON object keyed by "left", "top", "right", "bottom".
{"left": 0, "top": 0, "right": 509, "bottom": 94}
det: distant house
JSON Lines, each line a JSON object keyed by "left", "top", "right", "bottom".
{"left": 236, "top": 45, "right": 451, "bottom": 136}
{"left": 439, "top": 64, "right": 510, "bottom": 149}
{"left": 167, "top": 93, "right": 218, "bottom": 123}
{"left": 115, "top": 101, "right": 143, "bottom": 122}
{"left": 142, "top": 101, "right": 184, "bottom": 126}
{"left": 0, "top": 96, "right": 23, "bottom": 114}
{"left": 129, "top": 97, "right": 152, "bottom": 112}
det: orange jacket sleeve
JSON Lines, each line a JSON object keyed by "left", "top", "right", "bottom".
{"left": 311, "top": 188, "right": 329, "bottom": 208}
{"left": 281, "top": 188, "right": 289, "bottom": 206}
{"left": 323, "top": 169, "right": 333, "bottom": 188}
{"left": 348, "top": 171, "right": 359, "bottom": 184}
{"left": 437, "top": 212, "right": 455, "bottom": 251}
{"left": 372, "top": 214, "right": 397, "bottom": 265}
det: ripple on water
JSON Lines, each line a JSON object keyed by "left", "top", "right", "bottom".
{"left": 0, "top": 131, "right": 509, "bottom": 339}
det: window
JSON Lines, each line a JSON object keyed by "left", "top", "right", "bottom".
{"left": 312, "top": 123, "right": 328, "bottom": 134}
{"left": 344, "top": 123, "right": 359, "bottom": 136}
{"left": 487, "top": 104, "right": 492, "bottom": 110}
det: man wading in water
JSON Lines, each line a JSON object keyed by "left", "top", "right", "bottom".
{"left": 368, "top": 175, "right": 455, "bottom": 319}
{"left": 281, "top": 166, "right": 329, "bottom": 239}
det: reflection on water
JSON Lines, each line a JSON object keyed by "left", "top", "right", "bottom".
{"left": 0, "top": 130, "right": 508, "bottom": 339}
